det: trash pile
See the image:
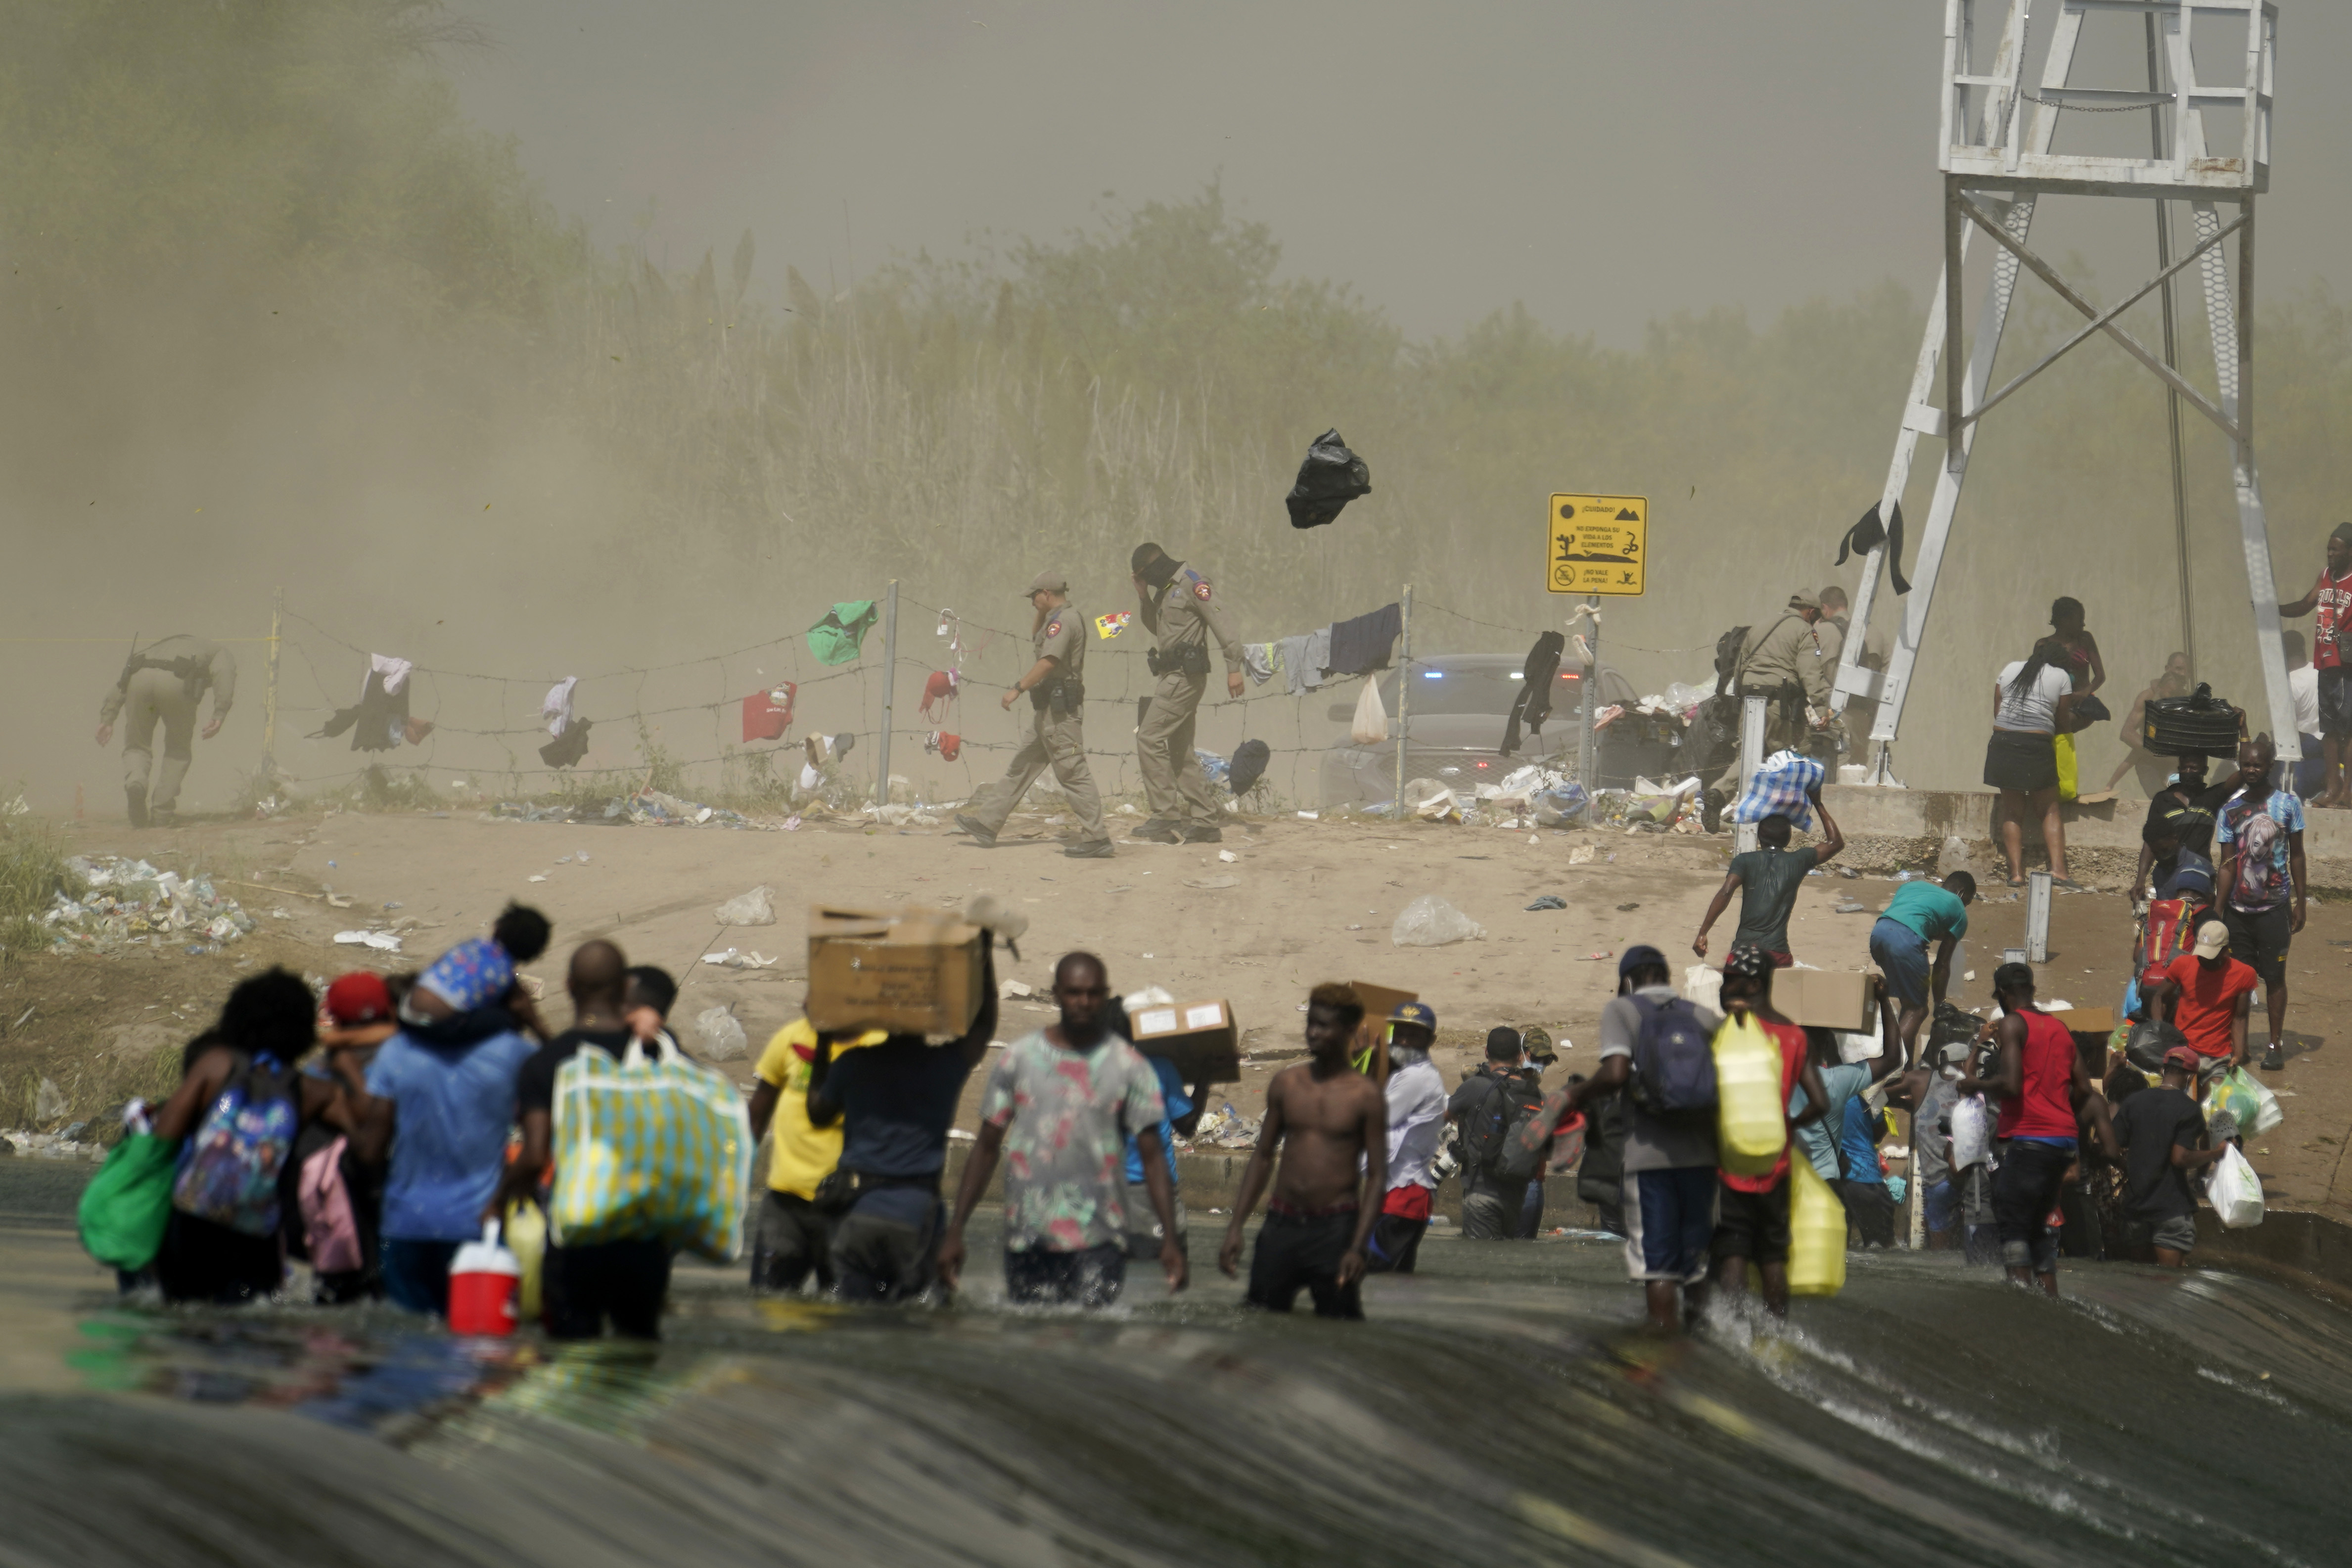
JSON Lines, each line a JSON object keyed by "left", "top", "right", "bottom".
{"left": 1588, "top": 775, "right": 1705, "bottom": 834}
{"left": 629, "top": 789, "right": 750, "bottom": 828}
{"left": 44, "top": 857, "right": 255, "bottom": 954}
{"left": 0, "top": 1127, "right": 105, "bottom": 1162}
{"left": 1192, "top": 1104, "right": 1263, "bottom": 1150}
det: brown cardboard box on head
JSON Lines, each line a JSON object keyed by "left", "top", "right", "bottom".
{"left": 806, "top": 904, "right": 985, "bottom": 1036}
{"left": 1127, "top": 998, "right": 1242, "bottom": 1084}
{"left": 1346, "top": 981, "right": 1418, "bottom": 1084}
{"left": 1773, "top": 968, "right": 1879, "bottom": 1034}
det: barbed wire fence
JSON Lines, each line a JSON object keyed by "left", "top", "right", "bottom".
{"left": 239, "top": 584, "right": 1708, "bottom": 816}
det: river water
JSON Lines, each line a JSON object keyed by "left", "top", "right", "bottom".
{"left": 1, "top": 1173, "right": 2346, "bottom": 1568}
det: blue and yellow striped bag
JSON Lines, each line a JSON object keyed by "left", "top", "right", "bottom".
{"left": 549, "top": 1036, "right": 752, "bottom": 1261}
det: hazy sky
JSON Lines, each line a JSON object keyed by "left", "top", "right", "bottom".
{"left": 448, "top": 0, "right": 2351, "bottom": 345}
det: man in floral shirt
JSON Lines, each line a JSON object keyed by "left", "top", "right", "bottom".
{"left": 939, "top": 952, "right": 1188, "bottom": 1306}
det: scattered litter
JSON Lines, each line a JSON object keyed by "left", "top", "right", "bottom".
{"left": 783, "top": 816, "right": 803, "bottom": 831}
{"left": 33, "top": 1078, "right": 67, "bottom": 1124}
{"left": 1218, "top": 850, "right": 1239, "bottom": 864}
{"left": 42, "top": 857, "right": 257, "bottom": 953}
{"left": 1391, "top": 894, "right": 1484, "bottom": 947}
{"left": 325, "top": 891, "right": 355, "bottom": 908}
{"left": 334, "top": 930, "right": 403, "bottom": 953}
{"left": 694, "top": 1006, "right": 749, "bottom": 1061}
{"left": 1297, "top": 810, "right": 1319, "bottom": 820}
{"left": 1194, "top": 1104, "right": 1264, "bottom": 1150}
{"left": 1837, "top": 866, "right": 1861, "bottom": 879}
{"left": 555, "top": 855, "right": 573, "bottom": 865}
{"left": 1580, "top": 951, "right": 1615, "bottom": 962}
{"left": 698, "top": 949, "right": 777, "bottom": 969}
{"left": 715, "top": 885, "right": 778, "bottom": 926}
{"left": 1615, "top": 902, "right": 1640, "bottom": 912}
{"left": 1525, "top": 895, "right": 1568, "bottom": 912}
{"left": 1834, "top": 900, "right": 1869, "bottom": 914}
{"left": 1568, "top": 845, "right": 1596, "bottom": 866}
{"left": 576, "top": 852, "right": 591, "bottom": 863}
{"left": 527, "top": 875, "right": 548, "bottom": 883}
{"left": 1183, "top": 875, "right": 1240, "bottom": 890}
{"left": 999, "top": 979, "right": 1035, "bottom": 1000}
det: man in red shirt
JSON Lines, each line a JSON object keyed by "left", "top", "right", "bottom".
{"left": 2278, "top": 522, "right": 2352, "bottom": 808}
{"left": 1952, "top": 964, "right": 2118, "bottom": 1298}
{"left": 1700, "top": 944, "right": 1831, "bottom": 1321}
{"left": 2150, "top": 920, "right": 2259, "bottom": 1076}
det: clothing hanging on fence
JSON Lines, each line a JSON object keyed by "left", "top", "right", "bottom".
{"left": 1277, "top": 630, "right": 1332, "bottom": 697}
{"left": 806, "top": 601, "right": 879, "bottom": 666}
{"left": 539, "top": 718, "right": 592, "bottom": 769}
{"left": 542, "top": 677, "right": 577, "bottom": 738}
{"left": 1499, "top": 631, "right": 1567, "bottom": 758}
{"left": 1835, "top": 502, "right": 1910, "bottom": 595}
{"left": 1229, "top": 738, "right": 1271, "bottom": 795}
{"left": 741, "top": 686, "right": 795, "bottom": 743}
{"left": 316, "top": 657, "right": 423, "bottom": 752}
{"left": 1328, "top": 603, "right": 1402, "bottom": 678}
{"left": 1094, "top": 612, "right": 1132, "bottom": 641}
{"left": 920, "top": 670, "right": 957, "bottom": 723}
{"left": 925, "top": 731, "right": 962, "bottom": 762}
{"left": 1285, "top": 429, "right": 1373, "bottom": 530}
{"left": 1241, "top": 643, "right": 1276, "bottom": 687}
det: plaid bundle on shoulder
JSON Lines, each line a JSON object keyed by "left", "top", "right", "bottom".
{"left": 1729, "top": 750, "right": 1825, "bottom": 831}
{"left": 549, "top": 1037, "right": 752, "bottom": 1261}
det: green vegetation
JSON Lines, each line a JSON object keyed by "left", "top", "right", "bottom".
{"left": 0, "top": 812, "right": 78, "bottom": 958}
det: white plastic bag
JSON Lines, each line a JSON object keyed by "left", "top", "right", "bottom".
{"left": 1682, "top": 964, "right": 1724, "bottom": 1015}
{"left": 1390, "top": 894, "right": 1484, "bottom": 947}
{"left": 1948, "top": 1093, "right": 1991, "bottom": 1170}
{"left": 694, "top": 1005, "right": 749, "bottom": 1061}
{"left": 1351, "top": 680, "right": 1388, "bottom": 745}
{"left": 2209, "top": 1143, "right": 2265, "bottom": 1229}
{"left": 714, "top": 885, "right": 776, "bottom": 926}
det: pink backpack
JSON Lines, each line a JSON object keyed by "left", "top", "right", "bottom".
{"left": 298, "top": 1136, "right": 363, "bottom": 1274}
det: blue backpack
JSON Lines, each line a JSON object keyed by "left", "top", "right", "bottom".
{"left": 172, "top": 1052, "right": 299, "bottom": 1237}
{"left": 1629, "top": 997, "right": 1717, "bottom": 1121}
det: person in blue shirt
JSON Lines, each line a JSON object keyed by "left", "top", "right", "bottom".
{"left": 1108, "top": 1004, "right": 1209, "bottom": 1261}
{"left": 1867, "top": 872, "right": 1975, "bottom": 1066}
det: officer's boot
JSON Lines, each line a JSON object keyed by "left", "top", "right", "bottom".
{"left": 125, "top": 781, "right": 148, "bottom": 829}
{"left": 1180, "top": 823, "right": 1223, "bottom": 844}
{"left": 1129, "top": 818, "right": 1183, "bottom": 843}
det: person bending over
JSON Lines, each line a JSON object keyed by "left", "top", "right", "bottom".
{"left": 1220, "top": 983, "right": 1387, "bottom": 1319}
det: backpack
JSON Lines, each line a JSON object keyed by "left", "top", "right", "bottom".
{"left": 298, "top": 1135, "right": 365, "bottom": 1273}
{"left": 1575, "top": 1088, "right": 1627, "bottom": 1204}
{"left": 1627, "top": 996, "right": 1718, "bottom": 1121}
{"left": 1489, "top": 1084, "right": 1553, "bottom": 1185}
{"left": 1462, "top": 1070, "right": 1540, "bottom": 1179}
{"left": 1712, "top": 625, "right": 1753, "bottom": 697}
{"left": 2139, "top": 896, "right": 2202, "bottom": 977}
{"left": 171, "top": 1051, "right": 298, "bottom": 1237}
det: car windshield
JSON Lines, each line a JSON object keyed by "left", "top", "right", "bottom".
{"left": 1384, "top": 664, "right": 1581, "bottom": 717}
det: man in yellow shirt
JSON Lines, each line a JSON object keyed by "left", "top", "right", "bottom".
{"left": 747, "top": 1017, "right": 882, "bottom": 1293}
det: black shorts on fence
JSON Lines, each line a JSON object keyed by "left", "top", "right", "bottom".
{"left": 1709, "top": 1177, "right": 1791, "bottom": 1267}
{"left": 1246, "top": 1209, "right": 1364, "bottom": 1319}
{"left": 1992, "top": 1138, "right": 2075, "bottom": 1274}
{"left": 1983, "top": 729, "right": 2059, "bottom": 793}
{"left": 2319, "top": 666, "right": 2352, "bottom": 740}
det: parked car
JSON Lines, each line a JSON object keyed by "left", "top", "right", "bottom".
{"left": 1319, "top": 653, "right": 1651, "bottom": 808}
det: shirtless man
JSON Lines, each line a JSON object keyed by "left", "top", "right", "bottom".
{"left": 1219, "top": 982, "right": 1388, "bottom": 1319}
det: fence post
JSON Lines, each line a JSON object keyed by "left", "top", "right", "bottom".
{"left": 1392, "top": 584, "right": 1412, "bottom": 817}
{"left": 260, "top": 588, "right": 283, "bottom": 783}
{"left": 876, "top": 580, "right": 898, "bottom": 808}
{"left": 1733, "top": 694, "right": 1766, "bottom": 854}
{"left": 1577, "top": 595, "right": 1600, "bottom": 791}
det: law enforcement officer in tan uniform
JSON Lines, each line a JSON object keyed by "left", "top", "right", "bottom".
{"left": 1704, "top": 592, "right": 1831, "bottom": 825}
{"left": 1129, "top": 542, "right": 1245, "bottom": 845}
{"left": 95, "top": 634, "right": 238, "bottom": 827}
{"left": 1811, "top": 584, "right": 1887, "bottom": 772}
{"left": 955, "top": 572, "right": 1113, "bottom": 858}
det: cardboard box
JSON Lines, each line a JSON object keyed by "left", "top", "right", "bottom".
{"left": 806, "top": 904, "right": 985, "bottom": 1036}
{"left": 2056, "top": 1006, "right": 2116, "bottom": 1036}
{"left": 1127, "top": 998, "right": 1242, "bottom": 1084}
{"left": 1774, "top": 968, "right": 1879, "bottom": 1033}
{"left": 1347, "top": 981, "right": 1420, "bottom": 1084}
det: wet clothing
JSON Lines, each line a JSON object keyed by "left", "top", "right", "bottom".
{"left": 1137, "top": 562, "right": 1244, "bottom": 825}
{"left": 544, "top": 1237, "right": 670, "bottom": 1339}
{"left": 2113, "top": 1086, "right": 2206, "bottom": 1226}
{"left": 1124, "top": 1056, "right": 1190, "bottom": 1187}
{"left": 154, "top": 1210, "right": 280, "bottom": 1304}
{"left": 963, "top": 601, "right": 1107, "bottom": 844}
{"left": 1004, "top": 1242, "right": 1125, "bottom": 1307}
{"left": 1245, "top": 1207, "right": 1364, "bottom": 1319}
{"left": 1993, "top": 1012, "right": 2079, "bottom": 1143}
{"left": 822, "top": 1036, "right": 981, "bottom": 1180}
{"left": 365, "top": 1027, "right": 536, "bottom": 1243}
{"left": 1365, "top": 1210, "right": 1428, "bottom": 1275}
{"left": 1624, "top": 1166, "right": 1715, "bottom": 1284}
{"left": 1992, "top": 1137, "right": 2074, "bottom": 1274}
{"left": 1710, "top": 1179, "right": 1791, "bottom": 1266}
{"left": 381, "top": 1237, "right": 461, "bottom": 1316}
{"left": 752, "top": 1191, "right": 833, "bottom": 1293}
{"left": 831, "top": 1185, "right": 944, "bottom": 1304}
{"left": 755, "top": 1020, "right": 872, "bottom": 1200}
{"left": 978, "top": 1030, "right": 1166, "bottom": 1253}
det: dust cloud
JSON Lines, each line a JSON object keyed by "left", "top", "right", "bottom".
{"left": 6, "top": 0, "right": 2351, "bottom": 816}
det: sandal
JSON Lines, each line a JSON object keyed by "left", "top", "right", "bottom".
{"left": 2050, "top": 876, "right": 2085, "bottom": 891}
{"left": 2005, "top": 876, "right": 2027, "bottom": 888}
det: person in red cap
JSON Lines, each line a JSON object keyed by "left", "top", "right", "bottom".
{"left": 2110, "top": 1044, "right": 2231, "bottom": 1266}
{"left": 321, "top": 972, "right": 400, "bottom": 1062}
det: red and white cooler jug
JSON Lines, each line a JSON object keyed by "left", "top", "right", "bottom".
{"left": 447, "top": 1219, "right": 521, "bottom": 1336}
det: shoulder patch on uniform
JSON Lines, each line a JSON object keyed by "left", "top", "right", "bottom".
{"left": 1044, "top": 620, "right": 1061, "bottom": 638}
{"left": 1193, "top": 581, "right": 1212, "bottom": 601}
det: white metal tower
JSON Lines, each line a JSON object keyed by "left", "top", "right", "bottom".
{"left": 1834, "top": 0, "right": 2290, "bottom": 773}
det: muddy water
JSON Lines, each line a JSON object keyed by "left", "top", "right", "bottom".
{"left": 0, "top": 1178, "right": 2347, "bottom": 1568}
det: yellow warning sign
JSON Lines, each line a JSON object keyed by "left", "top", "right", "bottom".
{"left": 1547, "top": 494, "right": 1647, "bottom": 596}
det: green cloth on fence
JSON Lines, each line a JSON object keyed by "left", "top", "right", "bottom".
{"left": 77, "top": 1132, "right": 180, "bottom": 1271}
{"left": 806, "top": 601, "right": 879, "bottom": 666}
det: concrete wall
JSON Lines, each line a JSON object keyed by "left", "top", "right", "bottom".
{"left": 1812, "top": 784, "right": 2352, "bottom": 893}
